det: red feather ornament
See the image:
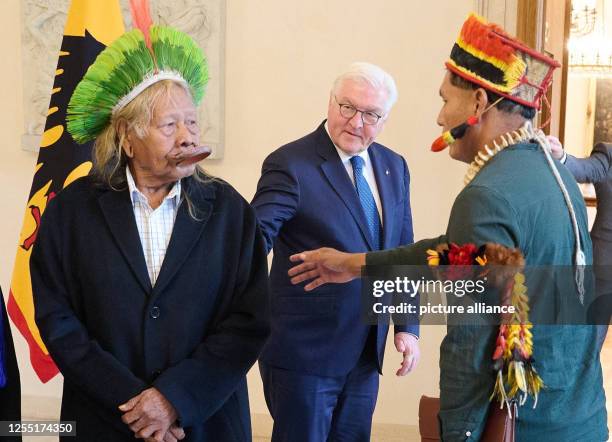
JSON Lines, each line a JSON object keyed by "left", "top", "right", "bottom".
{"left": 129, "top": 0, "right": 157, "bottom": 69}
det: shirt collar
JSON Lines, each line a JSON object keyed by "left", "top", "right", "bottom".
{"left": 125, "top": 165, "right": 181, "bottom": 207}
{"left": 324, "top": 121, "right": 370, "bottom": 165}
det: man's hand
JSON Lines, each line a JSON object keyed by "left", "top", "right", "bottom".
{"left": 143, "top": 423, "right": 185, "bottom": 442}
{"left": 144, "top": 424, "right": 185, "bottom": 442}
{"left": 546, "top": 135, "right": 564, "bottom": 160}
{"left": 394, "top": 332, "right": 420, "bottom": 376}
{"left": 288, "top": 248, "right": 365, "bottom": 291}
{"left": 119, "top": 388, "right": 179, "bottom": 441}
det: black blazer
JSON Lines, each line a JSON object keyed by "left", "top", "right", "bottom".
{"left": 252, "top": 122, "right": 415, "bottom": 377}
{"left": 0, "top": 287, "right": 21, "bottom": 442}
{"left": 31, "top": 175, "right": 270, "bottom": 441}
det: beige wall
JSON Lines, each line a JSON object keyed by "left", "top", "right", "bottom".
{"left": 1, "top": 0, "right": 475, "bottom": 427}
{"left": 564, "top": 76, "right": 596, "bottom": 157}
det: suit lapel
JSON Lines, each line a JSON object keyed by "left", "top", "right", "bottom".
{"left": 316, "top": 124, "right": 375, "bottom": 250}
{"left": 98, "top": 188, "right": 152, "bottom": 293}
{"left": 369, "top": 146, "right": 395, "bottom": 249}
{"left": 153, "top": 178, "right": 214, "bottom": 294}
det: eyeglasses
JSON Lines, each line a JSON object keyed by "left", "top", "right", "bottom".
{"left": 334, "top": 96, "right": 384, "bottom": 125}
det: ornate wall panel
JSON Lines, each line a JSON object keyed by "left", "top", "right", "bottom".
{"left": 474, "top": 0, "right": 518, "bottom": 34}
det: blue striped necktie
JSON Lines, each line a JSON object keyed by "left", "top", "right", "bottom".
{"left": 350, "top": 155, "right": 382, "bottom": 250}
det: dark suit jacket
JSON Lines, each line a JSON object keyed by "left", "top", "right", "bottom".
{"left": 31, "top": 175, "right": 270, "bottom": 442}
{"left": 0, "top": 287, "right": 21, "bottom": 442}
{"left": 251, "top": 122, "right": 415, "bottom": 377}
{"left": 565, "top": 142, "right": 612, "bottom": 278}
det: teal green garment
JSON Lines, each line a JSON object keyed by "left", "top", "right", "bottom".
{"left": 368, "top": 143, "right": 607, "bottom": 441}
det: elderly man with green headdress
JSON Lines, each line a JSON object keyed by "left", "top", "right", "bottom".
{"left": 288, "top": 13, "right": 607, "bottom": 441}
{"left": 30, "top": 6, "right": 269, "bottom": 442}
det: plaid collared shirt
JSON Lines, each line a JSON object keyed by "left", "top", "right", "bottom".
{"left": 126, "top": 166, "right": 181, "bottom": 285}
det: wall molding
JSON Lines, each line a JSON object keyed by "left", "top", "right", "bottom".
{"left": 474, "top": 0, "right": 518, "bottom": 34}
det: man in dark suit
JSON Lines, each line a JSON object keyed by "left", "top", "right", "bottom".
{"left": 0, "top": 287, "right": 22, "bottom": 442}
{"left": 251, "top": 62, "right": 419, "bottom": 441}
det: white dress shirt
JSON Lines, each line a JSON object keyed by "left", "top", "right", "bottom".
{"left": 325, "top": 123, "right": 383, "bottom": 224}
{"left": 126, "top": 166, "right": 181, "bottom": 285}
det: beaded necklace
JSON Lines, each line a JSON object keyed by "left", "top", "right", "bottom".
{"left": 463, "top": 122, "right": 535, "bottom": 186}
{"left": 461, "top": 121, "right": 587, "bottom": 302}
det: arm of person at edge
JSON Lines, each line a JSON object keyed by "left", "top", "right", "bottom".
{"left": 250, "top": 149, "right": 300, "bottom": 254}
{"left": 145, "top": 203, "right": 269, "bottom": 433}
{"left": 548, "top": 136, "right": 612, "bottom": 184}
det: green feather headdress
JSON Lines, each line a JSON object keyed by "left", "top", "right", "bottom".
{"left": 67, "top": 25, "right": 209, "bottom": 144}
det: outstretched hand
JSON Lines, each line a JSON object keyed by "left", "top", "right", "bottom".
{"left": 288, "top": 248, "right": 366, "bottom": 291}
{"left": 546, "top": 135, "right": 564, "bottom": 160}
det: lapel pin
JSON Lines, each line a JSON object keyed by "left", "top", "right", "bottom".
{"left": 385, "top": 169, "right": 390, "bottom": 175}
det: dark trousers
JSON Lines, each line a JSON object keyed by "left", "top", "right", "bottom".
{"left": 587, "top": 278, "right": 612, "bottom": 348}
{"left": 260, "top": 333, "right": 379, "bottom": 442}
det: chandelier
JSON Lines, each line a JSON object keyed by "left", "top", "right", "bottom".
{"left": 568, "top": 0, "right": 612, "bottom": 76}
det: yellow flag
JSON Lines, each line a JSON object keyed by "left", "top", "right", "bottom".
{"left": 8, "top": 0, "right": 124, "bottom": 383}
